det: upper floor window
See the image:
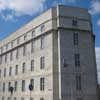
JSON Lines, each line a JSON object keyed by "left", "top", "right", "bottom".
{"left": 24, "top": 34, "right": 27, "bottom": 40}
{"left": 17, "top": 38, "right": 20, "bottom": 44}
{"left": 32, "top": 30, "right": 35, "bottom": 37}
{"left": 31, "top": 60, "right": 34, "bottom": 71}
{"left": 4, "top": 68, "right": 6, "bottom": 77}
{"left": 0, "top": 56, "right": 2, "bottom": 64}
{"left": 5, "top": 54, "right": 7, "bottom": 63}
{"left": 10, "top": 51, "right": 13, "bottom": 61}
{"left": 6, "top": 44, "right": 8, "bottom": 50}
{"left": 16, "top": 48, "right": 19, "bottom": 59}
{"left": 31, "top": 40, "right": 34, "bottom": 53}
{"left": 40, "top": 77, "right": 45, "bottom": 91}
{"left": 22, "top": 63, "right": 25, "bottom": 73}
{"left": 15, "top": 65, "right": 18, "bottom": 75}
{"left": 22, "top": 80, "right": 25, "bottom": 92}
{"left": 40, "top": 57, "right": 45, "bottom": 69}
{"left": 23, "top": 45, "right": 26, "bottom": 56}
{"left": 40, "top": 98, "right": 44, "bottom": 100}
{"left": 75, "top": 54, "right": 80, "bottom": 67}
{"left": 1, "top": 47, "right": 3, "bottom": 53}
{"left": 8, "top": 82, "right": 11, "bottom": 91}
{"left": 40, "top": 36, "right": 45, "bottom": 49}
{"left": 21, "top": 97, "right": 24, "bottom": 100}
{"left": 30, "top": 97, "right": 33, "bottom": 100}
{"left": 11, "top": 41, "right": 13, "bottom": 48}
{"left": 74, "top": 32, "right": 78, "bottom": 46}
{"left": 0, "top": 69, "right": 1, "bottom": 78}
{"left": 72, "top": 17, "right": 78, "bottom": 26}
{"left": 76, "top": 74, "right": 81, "bottom": 91}
{"left": 41, "top": 24, "right": 45, "bottom": 32}
{"left": 9, "top": 67, "right": 12, "bottom": 76}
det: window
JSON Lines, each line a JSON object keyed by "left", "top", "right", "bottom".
{"left": 14, "top": 97, "right": 17, "bottom": 100}
{"left": 10, "top": 51, "right": 13, "bottom": 61}
{"left": 22, "top": 80, "right": 25, "bottom": 92}
{"left": 30, "top": 79, "right": 34, "bottom": 90}
{"left": 40, "top": 57, "right": 45, "bottom": 69}
{"left": 23, "top": 45, "right": 26, "bottom": 56}
{"left": 8, "top": 97, "right": 10, "bottom": 100}
{"left": 16, "top": 48, "right": 19, "bottom": 59}
{"left": 76, "top": 74, "right": 81, "bottom": 91}
{"left": 74, "top": 32, "right": 78, "bottom": 46}
{"left": 8, "top": 82, "right": 11, "bottom": 91}
{"left": 77, "top": 98, "right": 82, "bottom": 100}
{"left": 40, "top": 98, "right": 44, "bottom": 100}
{"left": 3, "top": 83, "right": 5, "bottom": 92}
{"left": 75, "top": 54, "right": 80, "bottom": 67}
{"left": 6, "top": 44, "right": 8, "bottom": 50}
{"left": 30, "top": 97, "right": 33, "bottom": 100}
{"left": 15, "top": 81, "right": 17, "bottom": 92}
{"left": 5, "top": 54, "right": 7, "bottom": 63}
{"left": 4, "top": 68, "right": 6, "bottom": 77}
{"left": 15, "top": 65, "right": 18, "bottom": 75}
{"left": 63, "top": 58, "right": 68, "bottom": 67}
{"left": 41, "top": 24, "right": 45, "bottom": 32}
{"left": 32, "top": 30, "right": 35, "bottom": 37}
{"left": 24, "top": 34, "right": 27, "bottom": 40}
{"left": 40, "top": 36, "right": 45, "bottom": 49}
{"left": 0, "top": 56, "right": 2, "bottom": 64}
{"left": 31, "top": 41, "right": 34, "bottom": 53}
{"left": 0, "top": 69, "right": 1, "bottom": 78}
{"left": 31, "top": 60, "right": 34, "bottom": 71}
{"left": 9, "top": 67, "right": 12, "bottom": 76}
{"left": 21, "top": 97, "right": 24, "bottom": 100}
{"left": 40, "top": 77, "right": 45, "bottom": 91}
{"left": 17, "top": 38, "right": 20, "bottom": 44}
{"left": 72, "top": 18, "right": 78, "bottom": 26}
{"left": 2, "top": 97, "right": 4, "bottom": 100}
{"left": 11, "top": 41, "right": 13, "bottom": 48}
{"left": 22, "top": 63, "right": 25, "bottom": 73}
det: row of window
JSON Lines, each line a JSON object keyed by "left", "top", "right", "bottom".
{"left": 2, "top": 78, "right": 45, "bottom": 93}
{"left": 0, "top": 24, "right": 45, "bottom": 54}
{"left": 0, "top": 35, "right": 45, "bottom": 64}
{"left": 2, "top": 96, "right": 44, "bottom": 100}
{"left": 0, "top": 57, "right": 45, "bottom": 78}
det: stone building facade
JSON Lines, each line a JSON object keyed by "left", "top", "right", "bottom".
{"left": 0, "top": 5, "right": 98, "bottom": 100}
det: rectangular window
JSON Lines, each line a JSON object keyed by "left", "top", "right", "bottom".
{"left": 3, "top": 83, "right": 5, "bottom": 92}
{"left": 41, "top": 24, "right": 45, "bottom": 32}
{"left": 22, "top": 80, "right": 25, "bottom": 92}
{"left": 40, "top": 98, "right": 44, "bottom": 100}
{"left": 22, "top": 63, "right": 25, "bottom": 73}
{"left": 17, "top": 38, "right": 20, "bottom": 44}
{"left": 40, "top": 36, "right": 44, "bottom": 49}
{"left": 10, "top": 51, "right": 13, "bottom": 61}
{"left": 11, "top": 42, "right": 13, "bottom": 48}
{"left": 0, "top": 56, "right": 2, "bottom": 64}
{"left": 14, "top": 97, "right": 17, "bottom": 100}
{"left": 9, "top": 67, "right": 12, "bottom": 76}
{"left": 15, "top": 65, "right": 18, "bottom": 75}
{"left": 15, "top": 81, "right": 17, "bottom": 92}
{"left": 30, "top": 97, "right": 33, "bottom": 100}
{"left": 16, "top": 48, "right": 19, "bottom": 59}
{"left": 8, "top": 97, "right": 10, "bottom": 100}
{"left": 40, "top": 57, "right": 45, "bottom": 69}
{"left": 30, "top": 79, "right": 34, "bottom": 90}
{"left": 31, "top": 60, "right": 34, "bottom": 71}
{"left": 2, "top": 97, "right": 4, "bottom": 100}
{"left": 8, "top": 82, "right": 11, "bottom": 91}
{"left": 0, "top": 69, "right": 1, "bottom": 78}
{"left": 75, "top": 54, "right": 80, "bottom": 67}
{"left": 74, "top": 32, "right": 78, "bottom": 46}
{"left": 72, "top": 18, "right": 78, "bottom": 26}
{"left": 31, "top": 41, "right": 34, "bottom": 53}
{"left": 76, "top": 74, "right": 81, "bottom": 91}
{"left": 32, "top": 30, "right": 35, "bottom": 37}
{"left": 4, "top": 68, "right": 6, "bottom": 77}
{"left": 24, "top": 34, "right": 27, "bottom": 40}
{"left": 23, "top": 45, "right": 26, "bottom": 56}
{"left": 21, "top": 97, "right": 24, "bottom": 100}
{"left": 40, "top": 77, "right": 45, "bottom": 91}
{"left": 5, "top": 54, "right": 7, "bottom": 63}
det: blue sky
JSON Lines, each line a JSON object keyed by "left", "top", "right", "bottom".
{"left": 0, "top": 0, "right": 100, "bottom": 82}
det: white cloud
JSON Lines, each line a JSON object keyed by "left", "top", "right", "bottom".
{"left": 95, "top": 47, "right": 100, "bottom": 83}
{"left": 0, "top": 0, "right": 46, "bottom": 21}
{"left": 97, "top": 19, "right": 100, "bottom": 27}
{"left": 89, "top": 0, "right": 100, "bottom": 15}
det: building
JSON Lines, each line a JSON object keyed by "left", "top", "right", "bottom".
{"left": 0, "top": 5, "right": 98, "bottom": 100}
